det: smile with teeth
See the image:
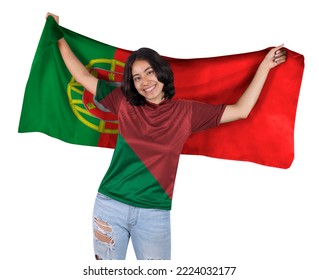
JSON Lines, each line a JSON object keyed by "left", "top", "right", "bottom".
{"left": 143, "top": 84, "right": 156, "bottom": 93}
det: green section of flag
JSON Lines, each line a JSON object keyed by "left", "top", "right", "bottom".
{"left": 18, "top": 16, "right": 117, "bottom": 146}
{"left": 98, "top": 134, "right": 171, "bottom": 210}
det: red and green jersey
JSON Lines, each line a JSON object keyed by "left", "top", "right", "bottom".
{"left": 95, "top": 80, "right": 226, "bottom": 210}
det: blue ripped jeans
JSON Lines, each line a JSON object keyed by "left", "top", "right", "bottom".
{"left": 93, "top": 192, "right": 171, "bottom": 260}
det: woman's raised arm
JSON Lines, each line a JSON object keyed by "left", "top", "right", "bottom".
{"left": 46, "top": 13, "right": 98, "bottom": 95}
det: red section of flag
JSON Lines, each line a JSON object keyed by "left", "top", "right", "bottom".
{"left": 171, "top": 48, "right": 304, "bottom": 168}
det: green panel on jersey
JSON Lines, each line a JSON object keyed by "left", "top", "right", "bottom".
{"left": 98, "top": 134, "right": 172, "bottom": 210}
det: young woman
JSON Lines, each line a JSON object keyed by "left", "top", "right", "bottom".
{"left": 46, "top": 13, "right": 286, "bottom": 260}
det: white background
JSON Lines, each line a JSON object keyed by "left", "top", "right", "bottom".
{"left": 1, "top": 0, "right": 318, "bottom": 279}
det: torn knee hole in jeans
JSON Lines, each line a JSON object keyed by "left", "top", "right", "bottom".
{"left": 94, "top": 217, "right": 115, "bottom": 247}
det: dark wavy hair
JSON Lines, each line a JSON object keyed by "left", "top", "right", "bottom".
{"left": 121, "top": 48, "right": 175, "bottom": 106}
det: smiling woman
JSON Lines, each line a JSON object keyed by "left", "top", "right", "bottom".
{"left": 121, "top": 47, "right": 175, "bottom": 106}
{"left": 131, "top": 61, "right": 165, "bottom": 104}
{"left": 44, "top": 12, "right": 287, "bottom": 261}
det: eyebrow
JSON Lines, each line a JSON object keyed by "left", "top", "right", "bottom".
{"left": 132, "top": 66, "right": 153, "bottom": 78}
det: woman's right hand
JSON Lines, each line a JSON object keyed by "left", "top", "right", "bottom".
{"left": 45, "top": 12, "right": 98, "bottom": 95}
{"left": 46, "top": 12, "right": 59, "bottom": 24}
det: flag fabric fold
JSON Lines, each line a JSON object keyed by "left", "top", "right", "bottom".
{"left": 18, "top": 16, "right": 304, "bottom": 168}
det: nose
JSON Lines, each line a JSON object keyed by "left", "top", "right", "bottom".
{"left": 141, "top": 74, "right": 149, "bottom": 85}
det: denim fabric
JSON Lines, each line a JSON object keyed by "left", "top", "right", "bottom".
{"left": 93, "top": 192, "right": 171, "bottom": 260}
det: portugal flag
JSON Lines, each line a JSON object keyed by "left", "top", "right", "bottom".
{"left": 18, "top": 16, "right": 304, "bottom": 169}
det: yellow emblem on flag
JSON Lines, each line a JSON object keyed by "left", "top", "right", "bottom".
{"left": 67, "top": 58, "right": 125, "bottom": 134}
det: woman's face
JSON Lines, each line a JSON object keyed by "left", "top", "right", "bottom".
{"left": 132, "top": 59, "right": 165, "bottom": 104}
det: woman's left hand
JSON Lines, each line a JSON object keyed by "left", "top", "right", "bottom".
{"left": 263, "top": 44, "right": 287, "bottom": 70}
